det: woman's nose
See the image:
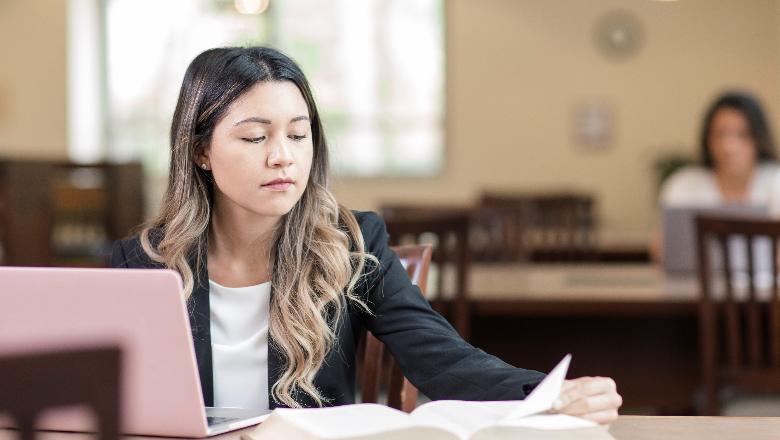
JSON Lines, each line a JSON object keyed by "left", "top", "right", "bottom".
{"left": 267, "top": 140, "right": 294, "bottom": 168}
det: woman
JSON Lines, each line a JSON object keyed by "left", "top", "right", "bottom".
{"left": 660, "top": 91, "right": 780, "bottom": 209}
{"left": 111, "top": 47, "right": 621, "bottom": 423}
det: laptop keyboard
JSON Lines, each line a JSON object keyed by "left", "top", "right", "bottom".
{"left": 207, "top": 416, "right": 241, "bottom": 426}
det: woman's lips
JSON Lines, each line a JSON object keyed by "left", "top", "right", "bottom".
{"left": 262, "top": 182, "right": 294, "bottom": 191}
{"left": 262, "top": 178, "right": 295, "bottom": 191}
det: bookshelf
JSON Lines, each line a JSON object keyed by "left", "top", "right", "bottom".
{"left": 0, "top": 160, "right": 144, "bottom": 267}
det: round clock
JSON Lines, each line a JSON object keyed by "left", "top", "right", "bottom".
{"left": 593, "top": 10, "right": 644, "bottom": 61}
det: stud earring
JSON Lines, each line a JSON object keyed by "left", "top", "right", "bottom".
{"left": 200, "top": 163, "right": 208, "bottom": 170}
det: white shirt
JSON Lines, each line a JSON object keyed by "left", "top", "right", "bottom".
{"left": 209, "top": 279, "right": 271, "bottom": 410}
{"left": 659, "top": 163, "right": 780, "bottom": 215}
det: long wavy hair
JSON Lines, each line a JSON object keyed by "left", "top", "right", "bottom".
{"left": 140, "top": 47, "right": 375, "bottom": 407}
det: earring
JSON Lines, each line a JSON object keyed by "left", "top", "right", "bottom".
{"left": 200, "top": 163, "right": 208, "bottom": 170}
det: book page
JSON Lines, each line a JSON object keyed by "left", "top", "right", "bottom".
{"left": 501, "top": 354, "right": 571, "bottom": 420}
{"left": 406, "top": 354, "right": 585, "bottom": 437}
{"left": 498, "top": 414, "right": 596, "bottom": 429}
{"left": 270, "top": 404, "right": 458, "bottom": 440}
{"left": 409, "top": 400, "right": 528, "bottom": 438}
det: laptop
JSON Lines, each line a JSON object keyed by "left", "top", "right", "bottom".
{"left": 662, "top": 204, "right": 772, "bottom": 276}
{"left": 0, "top": 267, "right": 270, "bottom": 437}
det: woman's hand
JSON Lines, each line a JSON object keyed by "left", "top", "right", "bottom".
{"left": 552, "top": 376, "right": 622, "bottom": 425}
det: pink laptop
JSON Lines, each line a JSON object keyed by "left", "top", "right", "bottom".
{"left": 0, "top": 267, "right": 269, "bottom": 437}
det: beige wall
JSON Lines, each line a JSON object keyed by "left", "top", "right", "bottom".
{"left": 331, "top": 0, "right": 780, "bottom": 233}
{"left": 2, "top": 0, "right": 780, "bottom": 233}
{"left": 0, "top": 0, "right": 68, "bottom": 159}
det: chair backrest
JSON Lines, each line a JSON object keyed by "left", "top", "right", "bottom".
{"left": 695, "top": 215, "right": 780, "bottom": 415}
{"left": 479, "top": 192, "right": 596, "bottom": 262}
{"left": 380, "top": 205, "right": 472, "bottom": 338}
{"left": 360, "top": 244, "right": 432, "bottom": 413}
{"left": 0, "top": 347, "right": 121, "bottom": 440}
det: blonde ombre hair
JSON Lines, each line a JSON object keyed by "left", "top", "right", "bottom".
{"left": 140, "top": 47, "right": 376, "bottom": 407}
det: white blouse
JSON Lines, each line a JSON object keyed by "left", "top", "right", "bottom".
{"left": 209, "top": 279, "right": 271, "bottom": 410}
{"left": 659, "top": 163, "right": 780, "bottom": 215}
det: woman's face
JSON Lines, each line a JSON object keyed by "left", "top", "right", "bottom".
{"left": 708, "top": 107, "right": 757, "bottom": 177}
{"left": 202, "top": 80, "right": 314, "bottom": 220}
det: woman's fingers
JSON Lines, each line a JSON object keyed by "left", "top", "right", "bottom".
{"left": 558, "top": 392, "right": 623, "bottom": 416}
{"left": 553, "top": 377, "right": 622, "bottom": 425}
{"left": 554, "top": 377, "right": 617, "bottom": 410}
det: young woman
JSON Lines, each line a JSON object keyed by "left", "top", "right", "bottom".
{"left": 660, "top": 91, "right": 780, "bottom": 209}
{"left": 111, "top": 46, "right": 622, "bottom": 423}
{"left": 653, "top": 91, "right": 780, "bottom": 261}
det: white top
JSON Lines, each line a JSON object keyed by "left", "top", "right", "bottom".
{"left": 659, "top": 163, "right": 780, "bottom": 215}
{"left": 209, "top": 279, "right": 271, "bottom": 410}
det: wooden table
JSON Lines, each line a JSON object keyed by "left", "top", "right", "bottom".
{"left": 609, "top": 416, "right": 780, "bottom": 439}
{"left": 467, "top": 263, "right": 698, "bottom": 315}
{"left": 451, "top": 264, "right": 702, "bottom": 413}
{"left": 4, "top": 416, "right": 780, "bottom": 440}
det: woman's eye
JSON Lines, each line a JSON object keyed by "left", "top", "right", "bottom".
{"left": 242, "top": 136, "right": 266, "bottom": 143}
{"left": 289, "top": 134, "right": 308, "bottom": 141}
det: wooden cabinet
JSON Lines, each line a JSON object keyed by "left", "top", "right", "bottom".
{"left": 0, "top": 160, "right": 144, "bottom": 267}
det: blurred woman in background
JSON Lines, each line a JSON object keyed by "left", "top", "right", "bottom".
{"left": 660, "top": 91, "right": 780, "bottom": 209}
{"left": 653, "top": 91, "right": 780, "bottom": 262}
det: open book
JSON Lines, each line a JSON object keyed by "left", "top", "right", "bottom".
{"left": 242, "top": 355, "right": 615, "bottom": 440}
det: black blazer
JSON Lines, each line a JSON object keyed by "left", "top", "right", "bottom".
{"left": 110, "top": 211, "right": 544, "bottom": 408}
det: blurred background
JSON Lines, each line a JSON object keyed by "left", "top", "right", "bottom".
{"left": 2, "top": 0, "right": 780, "bottom": 416}
{"left": 3, "top": 0, "right": 779, "bottom": 264}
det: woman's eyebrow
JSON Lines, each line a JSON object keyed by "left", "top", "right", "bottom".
{"left": 233, "top": 115, "right": 310, "bottom": 126}
{"left": 234, "top": 116, "right": 271, "bottom": 126}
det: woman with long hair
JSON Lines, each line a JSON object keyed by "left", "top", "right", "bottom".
{"left": 661, "top": 91, "right": 779, "bottom": 207}
{"left": 111, "top": 46, "right": 622, "bottom": 423}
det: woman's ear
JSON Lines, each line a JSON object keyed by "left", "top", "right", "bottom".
{"left": 196, "top": 148, "right": 211, "bottom": 171}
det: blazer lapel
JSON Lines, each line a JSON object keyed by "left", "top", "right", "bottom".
{"left": 267, "top": 323, "right": 283, "bottom": 409}
{"left": 188, "top": 250, "right": 214, "bottom": 407}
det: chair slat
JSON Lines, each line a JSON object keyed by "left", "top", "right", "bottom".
{"left": 745, "top": 235, "right": 763, "bottom": 367}
{"left": 359, "top": 243, "right": 432, "bottom": 413}
{"left": 772, "top": 238, "right": 780, "bottom": 368}
{"left": 719, "top": 234, "right": 742, "bottom": 369}
{"left": 696, "top": 221, "right": 718, "bottom": 416}
{"left": 360, "top": 333, "right": 384, "bottom": 404}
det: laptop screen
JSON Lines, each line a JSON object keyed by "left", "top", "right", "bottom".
{"left": 661, "top": 204, "right": 771, "bottom": 275}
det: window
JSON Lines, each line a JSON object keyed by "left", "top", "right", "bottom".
{"left": 74, "top": 0, "right": 445, "bottom": 177}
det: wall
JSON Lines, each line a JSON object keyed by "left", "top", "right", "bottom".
{"left": 331, "top": 0, "right": 780, "bottom": 233}
{"left": 2, "top": 0, "right": 780, "bottom": 233}
{"left": 0, "top": 0, "right": 68, "bottom": 159}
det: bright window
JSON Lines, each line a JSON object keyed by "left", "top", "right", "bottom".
{"left": 96, "top": 0, "right": 444, "bottom": 177}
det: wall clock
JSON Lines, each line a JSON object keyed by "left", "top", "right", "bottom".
{"left": 593, "top": 10, "right": 644, "bottom": 61}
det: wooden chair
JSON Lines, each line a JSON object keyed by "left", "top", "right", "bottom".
{"left": 380, "top": 205, "right": 472, "bottom": 339}
{"left": 0, "top": 347, "right": 121, "bottom": 440}
{"left": 695, "top": 216, "right": 780, "bottom": 415}
{"left": 479, "top": 192, "right": 596, "bottom": 262}
{"left": 360, "top": 244, "right": 432, "bottom": 412}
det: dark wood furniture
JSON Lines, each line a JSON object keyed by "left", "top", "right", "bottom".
{"left": 380, "top": 206, "right": 472, "bottom": 339}
{"left": 360, "top": 244, "right": 432, "bottom": 412}
{"left": 465, "top": 262, "right": 700, "bottom": 414}
{"left": 0, "top": 160, "right": 143, "bottom": 267}
{"left": 695, "top": 216, "right": 780, "bottom": 415}
{"left": 0, "top": 347, "right": 121, "bottom": 440}
{"left": 478, "top": 192, "right": 597, "bottom": 262}
{"left": 0, "top": 160, "right": 54, "bottom": 265}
